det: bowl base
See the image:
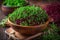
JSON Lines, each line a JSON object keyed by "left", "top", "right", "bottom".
{"left": 5, "top": 27, "right": 42, "bottom": 40}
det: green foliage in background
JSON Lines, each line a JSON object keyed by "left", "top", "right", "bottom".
{"left": 9, "top": 6, "right": 48, "bottom": 26}
{"left": 41, "top": 23, "right": 60, "bottom": 40}
{"left": 29, "top": 23, "right": 60, "bottom": 40}
{"left": 3, "top": 0, "right": 27, "bottom": 7}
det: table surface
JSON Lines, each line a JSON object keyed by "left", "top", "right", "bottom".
{"left": 0, "top": 9, "right": 8, "bottom": 40}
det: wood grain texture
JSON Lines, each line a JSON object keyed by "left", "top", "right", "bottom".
{"left": 0, "top": 28, "right": 8, "bottom": 40}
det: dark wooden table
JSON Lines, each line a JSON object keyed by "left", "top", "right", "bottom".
{"left": 0, "top": 8, "right": 8, "bottom": 40}
{"left": 0, "top": 28, "right": 8, "bottom": 40}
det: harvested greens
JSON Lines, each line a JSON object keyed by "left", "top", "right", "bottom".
{"left": 3, "top": 0, "right": 27, "bottom": 7}
{"left": 9, "top": 6, "right": 48, "bottom": 26}
{"left": 0, "top": 17, "right": 8, "bottom": 27}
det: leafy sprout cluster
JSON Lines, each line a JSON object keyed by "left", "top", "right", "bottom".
{"left": 0, "top": 17, "right": 8, "bottom": 27}
{"left": 9, "top": 6, "right": 48, "bottom": 26}
{"left": 3, "top": 0, "right": 27, "bottom": 7}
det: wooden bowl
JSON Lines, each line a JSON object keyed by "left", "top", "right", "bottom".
{"left": 6, "top": 17, "right": 52, "bottom": 35}
{"left": 1, "top": 5, "right": 19, "bottom": 16}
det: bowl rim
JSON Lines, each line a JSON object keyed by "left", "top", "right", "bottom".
{"left": 2, "top": 5, "right": 20, "bottom": 8}
{"left": 7, "top": 17, "right": 51, "bottom": 28}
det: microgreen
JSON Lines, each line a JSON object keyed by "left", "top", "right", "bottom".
{"left": 9, "top": 6, "right": 48, "bottom": 26}
{"left": 3, "top": 0, "right": 27, "bottom": 7}
{"left": 0, "top": 17, "right": 8, "bottom": 27}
